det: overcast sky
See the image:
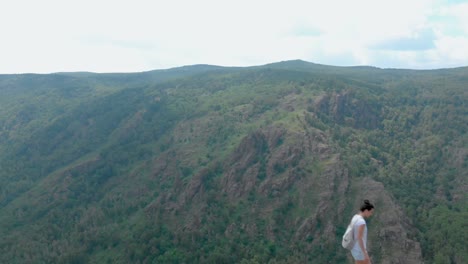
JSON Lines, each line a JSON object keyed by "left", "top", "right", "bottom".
{"left": 1, "top": 0, "right": 468, "bottom": 73}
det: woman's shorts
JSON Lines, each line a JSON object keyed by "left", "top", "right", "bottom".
{"left": 351, "top": 247, "right": 366, "bottom": 261}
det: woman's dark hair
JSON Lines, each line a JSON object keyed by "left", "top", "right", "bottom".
{"left": 360, "top": 199, "right": 374, "bottom": 212}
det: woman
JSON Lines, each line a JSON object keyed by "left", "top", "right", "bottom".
{"left": 351, "top": 200, "right": 374, "bottom": 264}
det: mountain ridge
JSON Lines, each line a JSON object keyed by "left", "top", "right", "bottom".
{"left": 4, "top": 59, "right": 468, "bottom": 77}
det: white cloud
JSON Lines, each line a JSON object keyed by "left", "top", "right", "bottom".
{"left": 0, "top": 0, "right": 467, "bottom": 73}
{"left": 435, "top": 35, "right": 468, "bottom": 64}
{"left": 436, "top": 2, "right": 468, "bottom": 34}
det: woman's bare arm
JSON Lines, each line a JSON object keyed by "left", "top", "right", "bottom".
{"left": 357, "top": 224, "right": 370, "bottom": 262}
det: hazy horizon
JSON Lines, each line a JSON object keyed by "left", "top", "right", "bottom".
{"left": 2, "top": 59, "right": 468, "bottom": 75}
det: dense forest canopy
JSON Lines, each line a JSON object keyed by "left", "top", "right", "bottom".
{"left": 0, "top": 60, "right": 466, "bottom": 263}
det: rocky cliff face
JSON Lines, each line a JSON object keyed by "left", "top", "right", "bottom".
{"left": 315, "top": 90, "right": 382, "bottom": 129}
{"left": 143, "top": 117, "right": 423, "bottom": 262}
{"left": 351, "top": 178, "right": 423, "bottom": 264}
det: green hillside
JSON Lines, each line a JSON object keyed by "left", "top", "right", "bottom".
{"left": 0, "top": 61, "right": 466, "bottom": 263}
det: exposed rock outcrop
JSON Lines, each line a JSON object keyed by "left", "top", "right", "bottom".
{"left": 314, "top": 91, "right": 382, "bottom": 129}
{"left": 352, "top": 177, "right": 423, "bottom": 264}
{"left": 145, "top": 123, "right": 424, "bottom": 264}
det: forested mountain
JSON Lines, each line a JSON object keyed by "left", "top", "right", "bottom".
{"left": 0, "top": 60, "right": 466, "bottom": 263}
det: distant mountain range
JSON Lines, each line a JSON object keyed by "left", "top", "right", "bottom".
{"left": 0, "top": 60, "right": 466, "bottom": 263}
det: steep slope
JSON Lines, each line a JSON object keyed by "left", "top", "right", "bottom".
{"left": 0, "top": 62, "right": 466, "bottom": 263}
